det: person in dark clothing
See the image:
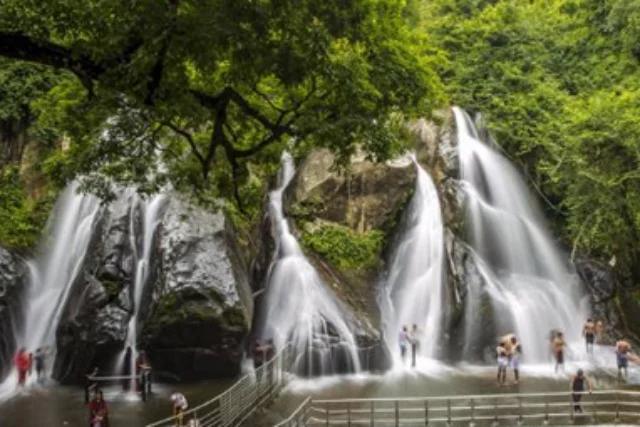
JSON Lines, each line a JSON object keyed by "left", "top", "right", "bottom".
{"left": 34, "top": 347, "right": 48, "bottom": 383}
{"left": 570, "top": 369, "right": 592, "bottom": 413}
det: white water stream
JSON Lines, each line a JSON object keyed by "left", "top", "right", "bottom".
{"left": 381, "top": 157, "right": 446, "bottom": 368}
{"left": 119, "top": 192, "right": 166, "bottom": 390}
{"left": 454, "top": 106, "right": 587, "bottom": 363}
{"left": 259, "top": 153, "right": 361, "bottom": 375}
{"left": 0, "top": 183, "right": 101, "bottom": 398}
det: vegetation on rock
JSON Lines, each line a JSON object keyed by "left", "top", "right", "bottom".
{"left": 301, "top": 223, "right": 384, "bottom": 271}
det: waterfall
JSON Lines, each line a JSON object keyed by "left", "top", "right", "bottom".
{"left": 0, "top": 183, "right": 101, "bottom": 395}
{"left": 120, "top": 192, "right": 166, "bottom": 391}
{"left": 258, "top": 153, "right": 361, "bottom": 375}
{"left": 453, "top": 106, "right": 587, "bottom": 363}
{"left": 381, "top": 157, "right": 446, "bottom": 368}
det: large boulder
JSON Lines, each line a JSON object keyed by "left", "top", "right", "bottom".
{"left": 284, "top": 149, "right": 417, "bottom": 370}
{"left": 0, "top": 247, "right": 26, "bottom": 380}
{"left": 54, "top": 192, "right": 153, "bottom": 383}
{"left": 53, "top": 192, "right": 253, "bottom": 383}
{"left": 141, "top": 197, "right": 253, "bottom": 381}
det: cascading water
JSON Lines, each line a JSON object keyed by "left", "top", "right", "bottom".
{"left": 381, "top": 157, "right": 446, "bottom": 368}
{"left": 119, "top": 191, "right": 166, "bottom": 391}
{"left": 258, "top": 153, "right": 361, "bottom": 375}
{"left": 453, "top": 106, "right": 587, "bottom": 363}
{"left": 0, "top": 183, "right": 101, "bottom": 395}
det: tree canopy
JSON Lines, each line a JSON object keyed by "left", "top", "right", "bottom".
{"left": 0, "top": 0, "right": 443, "bottom": 208}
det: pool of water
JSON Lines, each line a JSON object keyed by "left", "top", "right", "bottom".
{"left": 0, "top": 379, "right": 234, "bottom": 427}
{"left": 2, "top": 345, "right": 640, "bottom": 426}
{"left": 255, "top": 355, "right": 640, "bottom": 426}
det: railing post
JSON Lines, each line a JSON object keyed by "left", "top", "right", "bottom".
{"left": 447, "top": 399, "right": 451, "bottom": 426}
{"left": 347, "top": 401, "right": 351, "bottom": 427}
{"left": 615, "top": 391, "right": 620, "bottom": 422}
{"left": 395, "top": 400, "right": 399, "bottom": 427}
{"left": 593, "top": 390, "right": 597, "bottom": 420}
{"left": 470, "top": 398, "right": 475, "bottom": 426}
{"left": 370, "top": 400, "right": 374, "bottom": 427}
{"left": 518, "top": 396, "right": 523, "bottom": 425}
{"left": 494, "top": 397, "right": 498, "bottom": 425}
{"left": 570, "top": 392, "right": 575, "bottom": 423}
{"left": 326, "top": 402, "right": 330, "bottom": 427}
{"left": 424, "top": 399, "right": 429, "bottom": 426}
{"left": 544, "top": 393, "right": 549, "bottom": 425}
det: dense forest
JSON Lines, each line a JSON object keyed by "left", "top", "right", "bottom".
{"left": 0, "top": 0, "right": 638, "bottom": 291}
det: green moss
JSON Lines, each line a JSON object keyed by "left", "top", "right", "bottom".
{"left": 301, "top": 223, "right": 384, "bottom": 271}
{"left": 102, "top": 279, "right": 122, "bottom": 300}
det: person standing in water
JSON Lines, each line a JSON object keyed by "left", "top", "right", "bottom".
{"left": 595, "top": 320, "right": 604, "bottom": 343}
{"left": 410, "top": 324, "right": 419, "bottom": 368}
{"left": 14, "top": 347, "right": 30, "bottom": 386}
{"left": 399, "top": 326, "right": 409, "bottom": 365}
{"left": 616, "top": 338, "right": 632, "bottom": 380}
{"left": 583, "top": 318, "right": 596, "bottom": 354}
{"left": 496, "top": 343, "right": 508, "bottom": 386}
{"left": 510, "top": 336, "right": 522, "bottom": 384}
{"left": 570, "top": 369, "right": 592, "bottom": 413}
{"left": 34, "top": 347, "right": 48, "bottom": 383}
{"left": 88, "top": 389, "right": 109, "bottom": 427}
{"left": 553, "top": 332, "right": 566, "bottom": 373}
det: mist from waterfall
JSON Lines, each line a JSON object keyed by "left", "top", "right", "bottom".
{"left": 119, "top": 191, "right": 167, "bottom": 391}
{"left": 0, "top": 183, "right": 101, "bottom": 396}
{"left": 453, "top": 106, "right": 586, "bottom": 363}
{"left": 259, "top": 153, "right": 361, "bottom": 375}
{"left": 381, "top": 157, "right": 446, "bottom": 368}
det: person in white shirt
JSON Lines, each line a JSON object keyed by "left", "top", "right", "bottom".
{"left": 399, "top": 326, "right": 409, "bottom": 364}
{"left": 171, "top": 392, "right": 189, "bottom": 426}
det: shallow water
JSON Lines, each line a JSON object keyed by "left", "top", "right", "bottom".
{"left": 0, "top": 379, "right": 234, "bottom": 427}
{"left": 2, "top": 347, "right": 639, "bottom": 426}
{"left": 257, "top": 353, "right": 640, "bottom": 426}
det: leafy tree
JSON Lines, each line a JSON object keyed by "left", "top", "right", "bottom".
{"left": 423, "top": 0, "right": 640, "bottom": 283}
{"left": 0, "top": 0, "right": 444, "bottom": 211}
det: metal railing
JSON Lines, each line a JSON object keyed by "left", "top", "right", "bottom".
{"left": 276, "top": 390, "right": 640, "bottom": 426}
{"left": 85, "top": 369, "right": 152, "bottom": 402}
{"left": 146, "top": 345, "right": 291, "bottom": 427}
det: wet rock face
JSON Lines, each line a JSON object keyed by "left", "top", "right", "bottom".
{"left": 54, "top": 194, "right": 143, "bottom": 383}
{"left": 575, "top": 257, "right": 631, "bottom": 344}
{"left": 53, "top": 193, "right": 253, "bottom": 383}
{"left": 281, "top": 149, "right": 417, "bottom": 371}
{"left": 0, "top": 247, "right": 26, "bottom": 379}
{"left": 141, "top": 198, "right": 252, "bottom": 381}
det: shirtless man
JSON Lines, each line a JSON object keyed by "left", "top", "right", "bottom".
{"left": 583, "top": 318, "right": 596, "bottom": 354}
{"left": 616, "top": 338, "right": 632, "bottom": 380}
{"left": 553, "top": 332, "right": 566, "bottom": 373}
{"left": 510, "top": 336, "right": 522, "bottom": 384}
{"left": 595, "top": 320, "right": 604, "bottom": 343}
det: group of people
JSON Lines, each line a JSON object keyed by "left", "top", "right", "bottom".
{"left": 496, "top": 333, "right": 522, "bottom": 385}
{"left": 398, "top": 324, "right": 420, "bottom": 367}
{"left": 13, "top": 346, "right": 49, "bottom": 386}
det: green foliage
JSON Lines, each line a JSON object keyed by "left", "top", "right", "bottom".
{"left": 0, "top": 166, "right": 55, "bottom": 249}
{"left": 423, "top": 0, "right": 640, "bottom": 281}
{"left": 301, "top": 223, "right": 384, "bottom": 271}
{"left": 0, "top": 0, "right": 444, "bottom": 208}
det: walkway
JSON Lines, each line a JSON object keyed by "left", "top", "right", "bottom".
{"left": 276, "top": 389, "right": 640, "bottom": 426}
{"left": 146, "top": 345, "right": 291, "bottom": 427}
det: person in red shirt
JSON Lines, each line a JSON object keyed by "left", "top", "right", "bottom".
{"left": 14, "top": 347, "right": 30, "bottom": 386}
{"left": 88, "top": 390, "right": 109, "bottom": 427}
